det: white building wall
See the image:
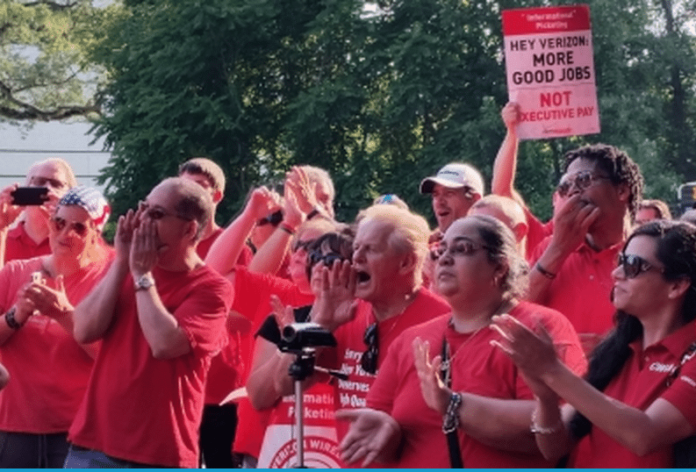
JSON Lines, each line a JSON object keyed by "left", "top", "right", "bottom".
{"left": 0, "top": 121, "right": 110, "bottom": 192}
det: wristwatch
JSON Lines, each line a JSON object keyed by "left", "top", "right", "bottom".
{"left": 134, "top": 273, "right": 156, "bottom": 291}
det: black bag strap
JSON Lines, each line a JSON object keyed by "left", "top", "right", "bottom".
{"left": 672, "top": 341, "right": 696, "bottom": 468}
{"left": 441, "top": 338, "right": 463, "bottom": 468}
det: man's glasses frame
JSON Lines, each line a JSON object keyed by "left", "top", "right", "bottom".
{"left": 138, "top": 201, "right": 192, "bottom": 221}
{"left": 556, "top": 170, "right": 611, "bottom": 198}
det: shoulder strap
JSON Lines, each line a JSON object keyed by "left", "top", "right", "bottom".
{"left": 668, "top": 341, "right": 696, "bottom": 387}
{"left": 440, "top": 337, "right": 463, "bottom": 468}
{"left": 671, "top": 341, "right": 696, "bottom": 468}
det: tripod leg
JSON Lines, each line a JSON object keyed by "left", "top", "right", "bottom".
{"left": 295, "top": 379, "right": 305, "bottom": 467}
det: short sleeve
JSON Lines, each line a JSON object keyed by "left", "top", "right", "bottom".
{"left": 175, "top": 273, "right": 233, "bottom": 355}
{"left": 661, "top": 359, "right": 696, "bottom": 429}
{"left": 524, "top": 207, "right": 552, "bottom": 259}
{"left": 256, "top": 315, "right": 281, "bottom": 345}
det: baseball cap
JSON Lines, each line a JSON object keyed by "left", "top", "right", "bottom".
{"left": 419, "top": 163, "right": 485, "bottom": 196}
{"left": 58, "top": 186, "right": 111, "bottom": 233}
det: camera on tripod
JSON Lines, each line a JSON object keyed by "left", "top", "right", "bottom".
{"left": 279, "top": 322, "right": 337, "bottom": 353}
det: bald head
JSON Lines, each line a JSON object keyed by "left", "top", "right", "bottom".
{"left": 469, "top": 195, "right": 528, "bottom": 250}
{"left": 152, "top": 177, "right": 214, "bottom": 241}
{"left": 26, "top": 158, "right": 77, "bottom": 195}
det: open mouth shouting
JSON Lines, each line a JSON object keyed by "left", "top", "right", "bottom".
{"left": 354, "top": 268, "right": 372, "bottom": 296}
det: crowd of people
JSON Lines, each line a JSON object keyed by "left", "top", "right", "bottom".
{"left": 0, "top": 100, "right": 695, "bottom": 468}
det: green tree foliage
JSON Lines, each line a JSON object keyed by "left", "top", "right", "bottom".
{"left": 0, "top": 0, "right": 121, "bottom": 122}
{"left": 91, "top": 0, "right": 696, "bottom": 225}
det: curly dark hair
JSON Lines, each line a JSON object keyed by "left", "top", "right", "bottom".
{"left": 563, "top": 144, "right": 644, "bottom": 221}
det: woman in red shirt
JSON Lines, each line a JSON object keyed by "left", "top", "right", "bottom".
{"left": 493, "top": 219, "right": 696, "bottom": 468}
{"left": 338, "top": 215, "right": 586, "bottom": 468}
{"left": 0, "top": 186, "right": 112, "bottom": 467}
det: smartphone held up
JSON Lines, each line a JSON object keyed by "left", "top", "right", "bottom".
{"left": 11, "top": 187, "right": 49, "bottom": 206}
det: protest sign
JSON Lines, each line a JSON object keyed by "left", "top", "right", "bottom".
{"left": 502, "top": 4, "right": 600, "bottom": 139}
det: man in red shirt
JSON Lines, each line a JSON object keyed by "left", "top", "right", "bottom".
{"left": 66, "top": 177, "right": 233, "bottom": 467}
{"left": 247, "top": 204, "right": 451, "bottom": 448}
{"left": 177, "top": 157, "right": 229, "bottom": 259}
{"left": 0, "top": 158, "right": 77, "bottom": 266}
{"left": 420, "top": 162, "right": 484, "bottom": 239}
{"left": 528, "top": 144, "right": 644, "bottom": 353}
{"left": 178, "top": 157, "right": 253, "bottom": 468}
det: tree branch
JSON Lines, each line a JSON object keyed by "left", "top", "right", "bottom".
{"left": 20, "top": 0, "right": 79, "bottom": 12}
{"left": 0, "top": 103, "right": 101, "bottom": 121}
{"left": 0, "top": 77, "right": 101, "bottom": 121}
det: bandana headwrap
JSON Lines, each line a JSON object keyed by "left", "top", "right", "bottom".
{"left": 58, "top": 186, "right": 111, "bottom": 232}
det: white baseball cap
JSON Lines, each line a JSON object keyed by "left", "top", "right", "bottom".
{"left": 419, "top": 163, "right": 484, "bottom": 196}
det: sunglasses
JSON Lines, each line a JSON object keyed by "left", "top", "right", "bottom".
{"left": 430, "top": 238, "right": 491, "bottom": 261}
{"left": 139, "top": 202, "right": 191, "bottom": 221}
{"left": 556, "top": 170, "right": 611, "bottom": 198}
{"left": 50, "top": 216, "right": 89, "bottom": 237}
{"left": 374, "top": 194, "right": 396, "bottom": 205}
{"left": 292, "top": 238, "right": 315, "bottom": 253}
{"left": 308, "top": 250, "right": 345, "bottom": 268}
{"left": 258, "top": 210, "right": 283, "bottom": 227}
{"left": 360, "top": 323, "right": 379, "bottom": 374}
{"left": 617, "top": 253, "right": 664, "bottom": 279}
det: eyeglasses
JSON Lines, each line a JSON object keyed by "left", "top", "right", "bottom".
{"left": 617, "top": 253, "right": 664, "bottom": 279}
{"left": 308, "top": 250, "right": 345, "bottom": 268}
{"left": 360, "top": 323, "right": 378, "bottom": 374}
{"left": 258, "top": 210, "right": 283, "bottom": 227}
{"left": 556, "top": 170, "right": 611, "bottom": 198}
{"left": 50, "top": 216, "right": 88, "bottom": 237}
{"left": 292, "top": 238, "right": 315, "bottom": 253}
{"left": 30, "top": 176, "right": 67, "bottom": 190}
{"left": 139, "top": 201, "right": 192, "bottom": 221}
{"left": 429, "top": 238, "right": 491, "bottom": 261}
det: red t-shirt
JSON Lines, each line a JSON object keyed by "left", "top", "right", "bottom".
{"left": 5, "top": 222, "right": 50, "bottom": 264}
{"left": 0, "top": 256, "right": 111, "bottom": 433}
{"left": 231, "top": 266, "right": 315, "bottom": 459}
{"left": 199, "top": 228, "right": 253, "bottom": 405}
{"left": 367, "top": 301, "right": 586, "bottom": 468}
{"left": 196, "top": 228, "right": 254, "bottom": 266}
{"left": 530, "top": 237, "right": 621, "bottom": 340}
{"left": 68, "top": 264, "right": 233, "bottom": 467}
{"left": 523, "top": 207, "right": 553, "bottom": 260}
{"left": 326, "top": 288, "right": 451, "bottom": 442}
{"left": 571, "top": 320, "right": 696, "bottom": 468}
{"left": 196, "top": 227, "right": 223, "bottom": 259}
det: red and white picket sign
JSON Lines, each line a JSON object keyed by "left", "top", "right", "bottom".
{"left": 502, "top": 4, "right": 600, "bottom": 139}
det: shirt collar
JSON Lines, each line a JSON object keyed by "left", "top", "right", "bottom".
{"left": 577, "top": 238, "right": 624, "bottom": 258}
{"left": 629, "top": 319, "right": 696, "bottom": 359}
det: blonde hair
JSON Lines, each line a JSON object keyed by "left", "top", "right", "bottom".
{"left": 357, "top": 204, "right": 430, "bottom": 287}
{"left": 639, "top": 199, "right": 672, "bottom": 220}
